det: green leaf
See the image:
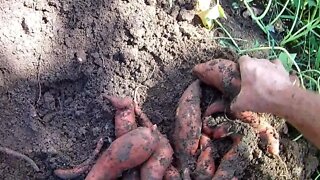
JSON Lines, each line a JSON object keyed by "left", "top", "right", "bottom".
{"left": 316, "top": 46, "right": 320, "bottom": 70}
{"left": 307, "top": 0, "right": 316, "bottom": 7}
{"left": 278, "top": 52, "right": 297, "bottom": 71}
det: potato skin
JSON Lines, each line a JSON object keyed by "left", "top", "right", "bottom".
{"left": 85, "top": 127, "right": 159, "bottom": 180}
{"left": 193, "top": 59, "right": 241, "bottom": 100}
{"left": 194, "top": 134, "right": 215, "bottom": 180}
{"left": 164, "top": 165, "right": 182, "bottom": 180}
{"left": 140, "top": 136, "right": 173, "bottom": 180}
{"left": 105, "top": 96, "right": 137, "bottom": 137}
{"left": 212, "top": 135, "right": 242, "bottom": 180}
{"left": 173, "top": 80, "right": 202, "bottom": 159}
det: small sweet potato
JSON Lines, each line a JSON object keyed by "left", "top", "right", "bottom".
{"left": 85, "top": 127, "right": 160, "bottom": 180}
{"left": 164, "top": 165, "right": 182, "bottom": 180}
{"left": 194, "top": 134, "right": 215, "bottom": 180}
{"left": 173, "top": 80, "right": 202, "bottom": 159}
{"left": 105, "top": 96, "right": 137, "bottom": 137}
{"left": 193, "top": 59, "right": 241, "bottom": 100}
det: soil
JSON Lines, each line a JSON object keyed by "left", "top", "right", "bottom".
{"left": 0, "top": 0, "right": 318, "bottom": 179}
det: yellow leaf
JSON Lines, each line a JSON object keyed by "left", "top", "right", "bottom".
{"left": 197, "top": 9, "right": 215, "bottom": 29}
{"left": 196, "top": 0, "right": 211, "bottom": 11}
{"left": 218, "top": 4, "right": 226, "bottom": 19}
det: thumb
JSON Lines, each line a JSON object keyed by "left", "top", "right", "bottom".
{"left": 230, "top": 89, "right": 251, "bottom": 113}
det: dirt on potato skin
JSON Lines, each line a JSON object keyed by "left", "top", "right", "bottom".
{"left": 0, "top": 0, "right": 318, "bottom": 180}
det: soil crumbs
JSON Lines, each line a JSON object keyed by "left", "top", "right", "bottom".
{"left": 0, "top": 0, "right": 317, "bottom": 179}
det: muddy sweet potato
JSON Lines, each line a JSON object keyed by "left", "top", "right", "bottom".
{"left": 164, "top": 165, "right": 182, "bottom": 180}
{"left": 140, "top": 137, "right": 173, "bottom": 180}
{"left": 204, "top": 99, "right": 280, "bottom": 156}
{"left": 105, "top": 96, "right": 137, "bottom": 137}
{"left": 236, "top": 111, "right": 280, "bottom": 156}
{"left": 194, "top": 134, "right": 216, "bottom": 180}
{"left": 85, "top": 127, "right": 160, "bottom": 180}
{"left": 212, "top": 135, "right": 242, "bottom": 180}
{"left": 193, "top": 59, "right": 241, "bottom": 100}
{"left": 134, "top": 103, "right": 174, "bottom": 180}
{"left": 54, "top": 138, "right": 104, "bottom": 179}
{"left": 173, "top": 80, "right": 202, "bottom": 160}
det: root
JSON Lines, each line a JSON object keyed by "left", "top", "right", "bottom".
{"left": 0, "top": 146, "right": 40, "bottom": 171}
{"left": 54, "top": 138, "right": 104, "bottom": 179}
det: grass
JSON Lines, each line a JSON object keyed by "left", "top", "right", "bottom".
{"left": 216, "top": 0, "right": 320, "bottom": 92}
{"left": 213, "top": 0, "right": 320, "bottom": 178}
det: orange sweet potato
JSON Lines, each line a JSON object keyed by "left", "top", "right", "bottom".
{"left": 85, "top": 127, "right": 160, "bottom": 180}
{"left": 54, "top": 138, "right": 104, "bottom": 179}
{"left": 203, "top": 95, "right": 279, "bottom": 156}
{"left": 105, "top": 96, "right": 137, "bottom": 137}
{"left": 134, "top": 103, "right": 174, "bottom": 180}
{"left": 203, "top": 100, "right": 226, "bottom": 117}
{"left": 140, "top": 137, "right": 173, "bottom": 180}
{"left": 236, "top": 111, "right": 280, "bottom": 155}
{"left": 193, "top": 59, "right": 241, "bottom": 100}
{"left": 212, "top": 135, "right": 242, "bottom": 180}
{"left": 194, "top": 134, "right": 216, "bottom": 180}
{"left": 173, "top": 80, "right": 202, "bottom": 159}
{"left": 164, "top": 165, "right": 182, "bottom": 180}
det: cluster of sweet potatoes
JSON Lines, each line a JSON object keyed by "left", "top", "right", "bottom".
{"left": 53, "top": 59, "right": 280, "bottom": 180}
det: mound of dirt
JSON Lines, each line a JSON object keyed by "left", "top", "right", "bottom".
{"left": 0, "top": 0, "right": 318, "bottom": 179}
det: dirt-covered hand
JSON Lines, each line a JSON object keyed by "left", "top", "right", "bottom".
{"left": 231, "top": 55, "right": 292, "bottom": 113}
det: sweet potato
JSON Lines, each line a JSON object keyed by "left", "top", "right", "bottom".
{"left": 193, "top": 59, "right": 241, "bottom": 100}
{"left": 54, "top": 138, "right": 104, "bottom": 179}
{"left": 85, "top": 127, "right": 160, "bottom": 180}
{"left": 236, "top": 111, "right": 280, "bottom": 155}
{"left": 203, "top": 118, "right": 232, "bottom": 140}
{"left": 140, "top": 137, "right": 174, "bottom": 180}
{"left": 164, "top": 165, "right": 182, "bottom": 180}
{"left": 105, "top": 96, "right": 137, "bottom": 137}
{"left": 173, "top": 80, "right": 202, "bottom": 160}
{"left": 205, "top": 98, "right": 279, "bottom": 156}
{"left": 194, "top": 134, "right": 215, "bottom": 180}
{"left": 203, "top": 100, "right": 226, "bottom": 117}
{"left": 134, "top": 103, "right": 174, "bottom": 180}
{"left": 134, "top": 103, "right": 154, "bottom": 128}
{"left": 122, "top": 169, "right": 140, "bottom": 180}
{"left": 212, "top": 135, "right": 242, "bottom": 180}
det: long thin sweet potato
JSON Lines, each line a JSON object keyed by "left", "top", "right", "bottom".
{"left": 134, "top": 103, "right": 174, "bottom": 180}
{"left": 192, "top": 59, "right": 241, "bottom": 100}
{"left": 173, "top": 80, "right": 202, "bottom": 161}
{"left": 85, "top": 127, "right": 160, "bottom": 180}
{"left": 54, "top": 138, "right": 104, "bottom": 179}
{"left": 194, "top": 134, "right": 215, "bottom": 180}
{"left": 104, "top": 96, "right": 137, "bottom": 137}
{"left": 164, "top": 165, "right": 182, "bottom": 180}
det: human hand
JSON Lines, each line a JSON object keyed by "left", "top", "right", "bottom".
{"left": 230, "top": 55, "right": 293, "bottom": 113}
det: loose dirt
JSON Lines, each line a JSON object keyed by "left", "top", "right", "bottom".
{"left": 0, "top": 0, "right": 318, "bottom": 179}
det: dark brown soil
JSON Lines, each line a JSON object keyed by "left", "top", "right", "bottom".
{"left": 0, "top": 0, "right": 318, "bottom": 179}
